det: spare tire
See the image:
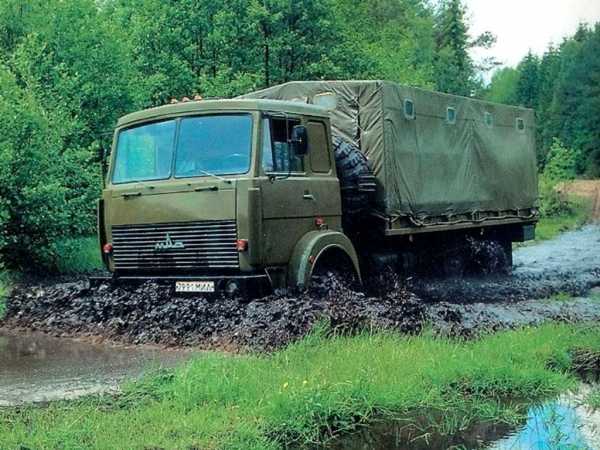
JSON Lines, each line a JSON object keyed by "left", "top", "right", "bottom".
{"left": 332, "top": 136, "right": 376, "bottom": 223}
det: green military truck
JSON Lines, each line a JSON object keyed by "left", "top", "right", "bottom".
{"left": 98, "top": 80, "right": 538, "bottom": 294}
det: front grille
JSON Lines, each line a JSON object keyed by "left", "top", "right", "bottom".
{"left": 111, "top": 220, "right": 239, "bottom": 271}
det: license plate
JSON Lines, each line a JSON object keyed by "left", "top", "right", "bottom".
{"left": 175, "top": 281, "right": 215, "bottom": 293}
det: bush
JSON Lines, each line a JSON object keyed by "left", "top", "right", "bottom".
{"left": 539, "top": 139, "right": 578, "bottom": 217}
{"left": 0, "top": 67, "right": 99, "bottom": 270}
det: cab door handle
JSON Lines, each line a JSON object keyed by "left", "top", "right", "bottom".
{"left": 194, "top": 185, "right": 218, "bottom": 192}
{"left": 122, "top": 192, "right": 142, "bottom": 198}
{"left": 303, "top": 193, "right": 315, "bottom": 200}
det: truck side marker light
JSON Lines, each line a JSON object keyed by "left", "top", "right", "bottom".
{"left": 315, "top": 217, "right": 326, "bottom": 229}
{"left": 309, "top": 255, "right": 316, "bottom": 265}
{"left": 236, "top": 239, "right": 248, "bottom": 252}
{"left": 103, "top": 243, "right": 113, "bottom": 254}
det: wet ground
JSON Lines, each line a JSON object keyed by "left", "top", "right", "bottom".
{"left": 0, "top": 330, "right": 191, "bottom": 406}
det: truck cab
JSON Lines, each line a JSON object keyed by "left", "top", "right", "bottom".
{"left": 99, "top": 99, "right": 360, "bottom": 294}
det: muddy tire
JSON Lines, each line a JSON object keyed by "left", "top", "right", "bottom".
{"left": 468, "top": 238, "right": 512, "bottom": 275}
{"left": 309, "top": 250, "right": 359, "bottom": 293}
{"left": 332, "top": 136, "right": 375, "bottom": 222}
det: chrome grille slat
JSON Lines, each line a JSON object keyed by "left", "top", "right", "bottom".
{"left": 111, "top": 220, "right": 239, "bottom": 270}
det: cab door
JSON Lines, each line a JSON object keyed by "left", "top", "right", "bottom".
{"left": 305, "top": 119, "right": 342, "bottom": 229}
{"left": 259, "top": 115, "right": 316, "bottom": 264}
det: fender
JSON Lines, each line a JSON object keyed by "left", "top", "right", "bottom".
{"left": 288, "top": 230, "right": 361, "bottom": 289}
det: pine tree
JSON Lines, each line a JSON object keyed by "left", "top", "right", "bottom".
{"left": 515, "top": 51, "right": 539, "bottom": 108}
{"left": 433, "top": 0, "right": 473, "bottom": 96}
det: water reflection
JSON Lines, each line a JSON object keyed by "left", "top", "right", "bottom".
{"left": 490, "top": 399, "right": 596, "bottom": 450}
{"left": 0, "top": 329, "right": 191, "bottom": 405}
{"left": 326, "top": 393, "right": 599, "bottom": 450}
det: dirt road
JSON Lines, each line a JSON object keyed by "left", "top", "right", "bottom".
{"left": 3, "top": 225, "right": 599, "bottom": 350}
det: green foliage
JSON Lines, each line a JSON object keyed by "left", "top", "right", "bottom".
{"left": 51, "top": 237, "right": 103, "bottom": 274}
{"left": 484, "top": 67, "right": 519, "bottom": 104}
{"left": 0, "top": 67, "right": 99, "bottom": 269}
{"left": 543, "top": 139, "right": 579, "bottom": 183}
{"left": 515, "top": 52, "right": 539, "bottom": 109}
{"left": 487, "top": 23, "right": 600, "bottom": 174}
{"left": 0, "top": 272, "right": 9, "bottom": 319}
{"left": 1, "top": 324, "right": 600, "bottom": 448}
{"left": 433, "top": 0, "right": 473, "bottom": 96}
{"left": 538, "top": 139, "right": 581, "bottom": 219}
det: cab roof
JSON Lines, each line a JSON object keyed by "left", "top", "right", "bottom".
{"left": 116, "top": 98, "right": 329, "bottom": 128}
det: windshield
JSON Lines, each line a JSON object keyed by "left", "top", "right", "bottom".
{"left": 175, "top": 115, "right": 252, "bottom": 178}
{"left": 112, "top": 120, "right": 176, "bottom": 184}
{"left": 112, "top": 114, "right": 252, "bottom": 184}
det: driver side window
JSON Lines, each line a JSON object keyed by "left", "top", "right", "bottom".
{"left": 261, "top": 117, "right": 304, "bottom": 173}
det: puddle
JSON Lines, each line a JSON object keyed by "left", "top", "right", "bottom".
{"left": 0, "top": 329, "right": 192, "bottom": 406}
{"left": 489, "top": 390, "right": 600, "bottom": 450}
{"left": 326, "top": 389, "right": 600, "bottom": 450}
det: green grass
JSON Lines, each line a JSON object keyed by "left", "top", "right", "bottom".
{"left": 585, "top": 386, "right": 600, "bottom": 410}
{"left": 545, "top": 292, "right": 575, "bottom": 303}
{"left": 0, "top": 271, "right": 12, "bottom": 319}
{"left": 535, "top": 198, "right": 591, "bottom": 242}
{"left": 51, "top": 236, "right": 103, "bottom": 273}
{"left": 2, "top": 323, "right": 600, "bottom": 449}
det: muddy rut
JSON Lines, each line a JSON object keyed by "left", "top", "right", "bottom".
{"left": 2, "top": 225, "right": 600, "bottom": 351}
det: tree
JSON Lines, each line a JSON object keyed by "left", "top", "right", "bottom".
{"left": 0, "top": 66, "right": 98, "bottom": 268}
{"left": 551, "top": 24, "right": 600, "bottom": 175}
{"left": 536, "top": 46, "right": 562, "bottom": 164}
{"left": 433, "top": 0, "right": 473, "bottom": 95}
{"left": 515, "top": 52, "right": 539, "bottom": 108}
{"left": 484, "top": 67, "right": 519, "bottom": 105}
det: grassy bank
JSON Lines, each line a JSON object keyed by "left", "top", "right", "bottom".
{"left": 535, "top": 196, "right": 591, "bottom": 241}
{"left": 1, "top": 323, "right": 599, "bottom": 449}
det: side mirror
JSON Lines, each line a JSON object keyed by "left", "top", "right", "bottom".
{"left": 290, "top": 125, "right": 308, "bottom": 156}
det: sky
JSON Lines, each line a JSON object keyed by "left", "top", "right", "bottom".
{"left": 465, "top": 0, "right": 600, "bottom": 69}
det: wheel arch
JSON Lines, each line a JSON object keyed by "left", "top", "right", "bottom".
{"left": 288, "top": 230, "right": 361, "bottom": 290}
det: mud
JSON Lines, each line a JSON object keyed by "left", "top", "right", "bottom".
{"left": 2, "top": 225, "right": 600, "bottom": 350}
{"left": 2, "top": 274, "right": 422, "bottom": 351}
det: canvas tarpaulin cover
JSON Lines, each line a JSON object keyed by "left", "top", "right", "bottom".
{"left": 241, "top": 80, "right": 538, "bottom": 221}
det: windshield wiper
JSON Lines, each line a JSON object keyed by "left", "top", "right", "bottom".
{"left": 196, "top": 169, "right": 232, "bottom": 184}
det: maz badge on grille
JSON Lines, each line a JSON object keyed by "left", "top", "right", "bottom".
{"left": 154, "top": 233, "right": 185, "bottom": 251}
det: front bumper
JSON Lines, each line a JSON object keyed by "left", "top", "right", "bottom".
{"left": 89, "top": 272, "right": 271, "bottom": 295}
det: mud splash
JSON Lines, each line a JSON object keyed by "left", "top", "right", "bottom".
{"left": 2, "top": 275, "right": 422, "bottom": 350}
{"left": 2, "top": 225, "right": 600, "bottom": 349}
